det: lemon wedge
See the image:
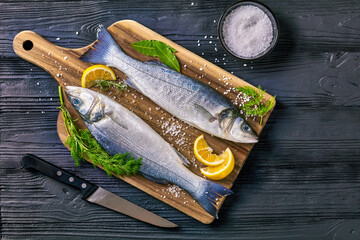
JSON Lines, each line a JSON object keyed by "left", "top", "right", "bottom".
{"left": 194, "top": 135, "right": 235, "bottom": 180}
{"left": 199, "top": 148, "right": 235, "bottom": 180}
{"left": 194, "top": 135, "right": 226, "bottom": 166}
{"left": 81, "top": 64, "right": 116, "bottom": 88}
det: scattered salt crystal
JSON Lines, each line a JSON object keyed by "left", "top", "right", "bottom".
{"left": 56, "top": 37, "right": 60, "bottom": 40}
{"left": 48, "top": 52, "right": 51, "bottom": 55}
{"left": 222, "top": 5, "right": 273, "bottom": 58}
{"left": 56, "top": 74, "right": 60, "bottom": 77}
{"left": 204, "top": 36, "right": 207, "bottom": 39}
{"left": 191, "top": 2, "right": 194, "bottom": 5}
{"left": 184, "top": 65, "right": 187, "bottom": 68}
{"left": 76, "top": 31, "right": 79, "bottom": 35}
{"left": 213, "top": 20, "right": 216, "bottom": 23}
{"left": 209, "top": 41, "right": 212, "bottom": 44}
{"left": 201, "top": 53, "right": 204, "bottom": 55}
{"left": 64, "top": 56, "right": 68, "bottom": 60}
{"left": 199, "top": 67, "right": 203, "bottom": 71}
{"left": 197, "top": 43, "right": 201, "bottom": 46}
{"left": 244, "top": 63, "right": 247, "bottom": 67}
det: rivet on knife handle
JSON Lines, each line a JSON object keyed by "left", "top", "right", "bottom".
{"left": 21, "top": 154, "right": 98, "bottom": 199}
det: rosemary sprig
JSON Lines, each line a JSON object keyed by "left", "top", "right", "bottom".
{"left": 94, "top": 79, "right": 127, "bottom": 92}
{"left": 57, "top": 86, "right": 142, "bottom": 177}
{"left": 235, "top": 85, "right": 276, "bottom": 126}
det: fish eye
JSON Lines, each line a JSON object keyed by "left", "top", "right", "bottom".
{"left": 242, "top": 124, "right": 250, "bottom": 132}
{"left": 72, "top": 98, "right": 80, "bottom": 106}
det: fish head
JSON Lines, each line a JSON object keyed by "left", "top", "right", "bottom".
{"left": 229, "top": 117, "right": 258, "bottom": 143}
{"left": 65, "top": 86, "right": 105, "bottom": 123}
{"left": 219, "top": 109, "right": 258, "bottom": 143}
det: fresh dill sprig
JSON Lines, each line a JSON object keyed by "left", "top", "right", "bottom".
{"left": 57, "top": 86, "right": 142, "bottom": 177}
{"left": 94, "top": 79, "right": 127, "bottom": 92}
{"left": 235, "top": 85, "right": 276, "bottom": 126}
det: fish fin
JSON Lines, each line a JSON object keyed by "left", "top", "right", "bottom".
{"left": 81, "top": 25, "right": 122, "bottom": 64}
{"left": 123, "top": 77, "right": 141, "bottom": 92}
{"left": 194, "top": 104, "right": 217, "bottom": 122}
{"left": 142, "top": 173, "right": 169, "bottom": 184}
{"left": 106, "top": 112, "right": 129, "bottom": 130}
{"left": 195, "top": 181, "right": 233, "bottom": 219}
{"left": 175, "top": 150, "right": 190, "bottom": 167}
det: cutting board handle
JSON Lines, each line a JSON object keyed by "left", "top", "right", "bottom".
{"left": 13, "top": 30, "right": 91, "bottom": 87}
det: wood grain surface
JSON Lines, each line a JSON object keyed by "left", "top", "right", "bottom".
{"left": 1, "top": 0, "right": 360, "bottom": 239}
{"left": 13, "top": 20, "right": 274, "bottom": 224}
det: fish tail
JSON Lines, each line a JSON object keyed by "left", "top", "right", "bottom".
{"left": 194, "top": 180, "right": 233, "bottom": 219}
{"left": 81, "top": 25, "right": 122, "bottom": 64}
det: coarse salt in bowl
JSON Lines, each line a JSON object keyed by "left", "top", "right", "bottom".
{"left": 218, "top": 1, "right": 279, "bottom": 60}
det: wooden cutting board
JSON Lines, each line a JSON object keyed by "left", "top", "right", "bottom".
{"left": 13, "top": 20, "right": 275, "bottom": 224}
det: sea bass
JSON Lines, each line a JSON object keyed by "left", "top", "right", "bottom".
{"left": 81, "top": 25, "right": 258, "bottom": 143}
{"left": 65, "top": 86, "right": 232, "bottom": 218}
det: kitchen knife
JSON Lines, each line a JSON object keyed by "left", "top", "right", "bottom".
{"left": 21, "top": 154, "right": 178, "bottom": 228}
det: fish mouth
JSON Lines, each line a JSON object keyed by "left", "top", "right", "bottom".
{"left": 64, "top": 86, "right": 79, "bottom": 100}
{"left": 241, "top": 136, "right": 258, "bottom": 143}
{"left": 64, "top": 86, "right": 79, "bottom": 96}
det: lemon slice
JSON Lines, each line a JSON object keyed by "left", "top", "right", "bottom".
{"left": 194, "top": 135, "right": 225, "bottom": 166}
{"left": 81, "top": 64, "right": 116, "bottom": 88}
{"left": 200, "top": 148, "right": 235, "bottom": 180}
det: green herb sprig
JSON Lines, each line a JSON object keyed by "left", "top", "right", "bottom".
{"left": 131, "top": 40, "right": 180, "bottom": 72}
{"left": 57, "top": 86, "right": 142, "bottom": 177}
{"left": 235, "top": 85, "right": 276, "bottom": 126}
{"left": 94, "top": 79, "right": 127, "bottom": 92}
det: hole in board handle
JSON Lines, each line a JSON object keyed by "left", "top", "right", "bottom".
{"left": 23, "top": 40, "right": 33, "bottom": 51}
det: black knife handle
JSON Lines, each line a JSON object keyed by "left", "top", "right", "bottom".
{"left": 21, "top": 154, "right": 98, "bottom": 199}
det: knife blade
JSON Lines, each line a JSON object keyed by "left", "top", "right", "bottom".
{"left": 21, "top": 154, "right": 177, "bottom": 228}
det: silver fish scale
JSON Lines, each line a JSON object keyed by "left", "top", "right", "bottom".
{"left": 107, "top": 52, "right": 235, "bottom": 138}
{"left": 84, "top": 94, "right": 202, "bottom": 190}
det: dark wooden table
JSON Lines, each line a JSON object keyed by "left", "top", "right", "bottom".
{"left": 1, "top": 1, "right": 360, "bottom": 239}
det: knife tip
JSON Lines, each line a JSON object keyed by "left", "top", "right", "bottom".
{"left": 165, "top": 222, "right": 179, "bottom": 228}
